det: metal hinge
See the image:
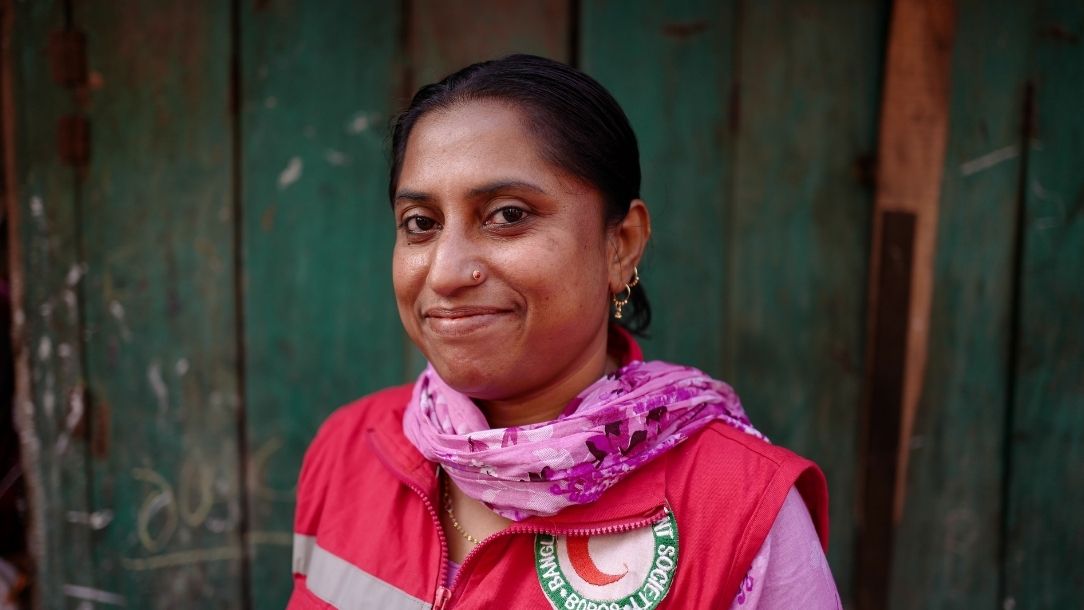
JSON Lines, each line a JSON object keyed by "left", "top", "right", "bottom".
{"left": 48, "top": 29, "right": 90, "bottom": 168}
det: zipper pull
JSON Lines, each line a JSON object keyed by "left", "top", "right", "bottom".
{"left": 433, "top": 585, "right": 452, "bottom": 610}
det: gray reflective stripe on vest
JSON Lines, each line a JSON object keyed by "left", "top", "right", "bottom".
{"left": 293, "top": 534, "right": 430, "bottom": 610}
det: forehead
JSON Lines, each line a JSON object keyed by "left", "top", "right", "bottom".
{"left": 398, "top": 100, "right": 573, "bottom": 195}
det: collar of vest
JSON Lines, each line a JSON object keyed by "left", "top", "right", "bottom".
{"left": 367, "top": 325, "right": 666, "bottom": 529}
{"left": 368, "top": 413, "right": 669, "bottom": 531}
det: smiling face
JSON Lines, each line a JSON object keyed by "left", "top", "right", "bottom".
{"left": 392, "top": 100, "right": 615, "bottom": 409}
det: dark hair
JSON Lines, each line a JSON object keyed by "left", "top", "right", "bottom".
{"left": 388, "top": 54, "right": 650, "bottom": 335}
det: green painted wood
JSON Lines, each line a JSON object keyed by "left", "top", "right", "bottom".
{"left": 1004, "top": 0, "right": 1084, "bottom": 606}
{"left": 9, "top": 2, "right": 94, "bottom": 608}
{"left": 725, "top": 3, "right": 887, "bottom": 605}
{"left": 581, "top": 0, "right": 737, "bottom": 377}
{"left": 240, "top": 2, "right": 404, "bottom": 607}
{"left": 886, "top": 2, "right": 1034, "bottom": 608}
{"left": 73, "top": 1, "right": 244, "bottom": 607}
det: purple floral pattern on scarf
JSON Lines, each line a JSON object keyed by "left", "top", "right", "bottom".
{"left": 403, "top": 360, "right": 765, "bottom": 520}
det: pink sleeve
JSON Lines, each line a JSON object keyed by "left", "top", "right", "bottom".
{"left": 728, "top": 487, "right": 841, "bottom": 610}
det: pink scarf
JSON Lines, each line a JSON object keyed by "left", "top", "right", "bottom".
{"left": 402, "top": 360, "right": 765, "bottom": 520}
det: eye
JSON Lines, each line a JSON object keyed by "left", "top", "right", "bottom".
{"left": 402, "top": 214, "right": 440, "bottom": 233}
{"left": 486, "top": 206, "right": 527, "bottom": 225}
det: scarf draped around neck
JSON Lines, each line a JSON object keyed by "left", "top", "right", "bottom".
{"left": 402, "top": 359, "right": 765, "bottom": 520}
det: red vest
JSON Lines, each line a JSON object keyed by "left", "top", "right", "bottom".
{"left": 289, "top": 358, "right": 828, "bottom": 609}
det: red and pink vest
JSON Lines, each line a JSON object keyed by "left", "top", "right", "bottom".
{"left": 290, "top": 344, "right": 828, "bottom": 609}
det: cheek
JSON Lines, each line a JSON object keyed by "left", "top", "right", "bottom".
{"left": 392, "top": 246, "right": 426, "bottom": 312}
{"left": 511, "top": 232, "right": 609, "bottom": 318}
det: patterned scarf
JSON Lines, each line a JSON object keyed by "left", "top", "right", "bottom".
{"left": 402, "top": 359, "right": 765, "bottom": 520}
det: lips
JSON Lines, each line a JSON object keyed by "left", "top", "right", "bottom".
{"left": 423, "top": 305, "right": 513, "bottom": 337}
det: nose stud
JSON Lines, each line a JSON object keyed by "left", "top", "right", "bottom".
{"left": 472, "top": 269, "right": 483, "bottom": 281}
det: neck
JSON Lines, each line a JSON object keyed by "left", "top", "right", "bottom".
{"left": 477, "top": 331, "right": 619, "bottom": 429}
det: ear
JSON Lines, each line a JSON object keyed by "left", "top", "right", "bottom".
{"left": 607, "top": 199, "right": 652, "bottom": 293}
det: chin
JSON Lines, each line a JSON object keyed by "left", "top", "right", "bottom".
{"left": 428, "top": 353, "right": 513, "bottom": 399}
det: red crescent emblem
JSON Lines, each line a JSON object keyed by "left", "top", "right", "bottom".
{"left": 566, "top": 536, "right": 628, "bottom": 586}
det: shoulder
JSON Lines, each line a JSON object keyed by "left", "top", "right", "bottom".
{"left": 294, "top": 383, "right": 413, "bottom": 533}
{"left": 670, "top": 420, "right": 815, "bottom": 475}
{"left": 301, "top": 382, "right": 414, "bottom": 473}
{"left": 307, "top": 383, "right": 414, "bottom": 451}
{"left": 658, "top": 422, "right": 830, "bottom": 603}
{"left": 664, "top": 420, "right": 829, "bottom": 549}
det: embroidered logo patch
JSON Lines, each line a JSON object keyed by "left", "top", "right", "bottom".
{"left": 534, "top": 511, "right": 679, "bottom": 610}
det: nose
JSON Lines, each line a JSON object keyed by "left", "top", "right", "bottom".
{"left": 426, "top": 225, "right": 483, "bottom": 297}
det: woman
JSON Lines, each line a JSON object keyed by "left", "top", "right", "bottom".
{"left": 289, "top": 55, "right": 840, "bottom": 609}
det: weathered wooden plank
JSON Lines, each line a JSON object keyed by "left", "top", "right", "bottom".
{"left": 1004, "top": 0, "right": 1084, "bottom": 606}
{"left": 727, "top": 3, "right": 888, "bottom": 606}
{"left": 860, "top": 0, "right": 957, "bottom": 607}
{"left": 240, "top": 2, "right": 404, "bottom": 607}
{"left": 861, "top": 209, "right": 914, "bottom": 610}
{"left": 875, "top": 0, "right": 957, "bottom": 522}
{"left": 887, "top": 1, "right": 1034, "bottom": 607}
{"left": 581, "top": 0, "right": 736, "bottom": 377}
{"left": 73, "top": 2, "right": 244, "bottom": 607}
{"left": 409, "top": 0, "right": 570, "bottom": 85}
{"left": 6, "top": 1, "right": 95, "bottom": 608}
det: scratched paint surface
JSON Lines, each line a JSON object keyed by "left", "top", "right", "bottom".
{"left": 723, "top": 4, "right": 885, "bottom": 604}
{"left": 240, "top": 1, "right": 405, "bottom": 607}
{"left": 1005, "top": 0, "right": 1084, "bottom": 605}
{"left": 74, "top": 1, "right": 245, "bottom": 607}
{"left": 9, "top": 2, "right": 95, "bottom": 608}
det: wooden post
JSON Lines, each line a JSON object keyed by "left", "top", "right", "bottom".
{"left": 858, "top": 0, "right": 956, "bottom": 607}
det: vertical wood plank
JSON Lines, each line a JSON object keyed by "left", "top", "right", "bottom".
{"left": 581, "top": 0, "right": 737, "bottom": 377}
{"left": 6, "top": 1, "right": 94, "bottom": 607}
{"left": 240, "top": 2, "right": 404, "bottom": 607}
{"left": 887, "top": 2, "right": 1034, "bottom": 608}
{"left": 74, "top": 1, "right": 244, "bottom": 607}
{"left": 871, "top": 0, "right": 956, "bottom": 525}
{"left": 1005, "top": 0, "right": 1084, "bottom": 605}
{"left": 859, "top": 0, "right": 956, "bottom": 607}
{"left": 409, "top": 0, "right": 570, "bottom": 85}
{"left": 728, "top": 3, "right": 888, "bottom": 605}
{"left": 863, "top": 211, "right": 914, "bottom": 607}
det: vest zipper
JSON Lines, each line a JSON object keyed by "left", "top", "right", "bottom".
{"left": 438, "top": 505, "right": 672, "bottom": 608}
{"left": 432, "top": 585, "right": 452, "bottom": 610}
{"left": 375, "top": 431, "right": 671, "bottom": 609}
{"left": 399, "top": 468, "right": 451, "bottom": 610}
{"left": 366, "top": 432, "right": 454, "bottom": 608}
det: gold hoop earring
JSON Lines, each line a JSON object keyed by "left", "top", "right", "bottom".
{"left": 628, "top": 267, "right": 640, "bottom": 288}
{"left": 612, "top": 283, "right": 633, "bottom": 320}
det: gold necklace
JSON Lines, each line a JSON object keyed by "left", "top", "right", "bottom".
{"left": 442, "top": 478, "right": 481, "bottom": 545}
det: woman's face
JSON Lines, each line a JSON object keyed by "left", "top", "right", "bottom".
{"left": 392, "top": 100, "right": 614, "bottom": 402}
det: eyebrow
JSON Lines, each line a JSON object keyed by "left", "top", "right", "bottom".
{"left": 393, "top": 179, "right": 548, "bottom": 207}
{"left": 393, "top": 190, "right": 431, "bottom": 205}
{"left": 467, "top": 180, "right": 548, "bottom": 199}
